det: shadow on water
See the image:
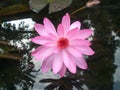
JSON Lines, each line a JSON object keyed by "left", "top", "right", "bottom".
{"left": 0, "top": 0, "right": 120, "bottom": 90}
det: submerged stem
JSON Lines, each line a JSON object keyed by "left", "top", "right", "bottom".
{"left": 70, "top": 0, "right": 100, "bottom": 16}
{"left": 70, "top": 6, "right": 86, "bottom": 16}
{"left": 0, "top": 40, "right": 10, "bottom": 46}
{"left": 0, "top": 54, "right": 21, "bottom": 60}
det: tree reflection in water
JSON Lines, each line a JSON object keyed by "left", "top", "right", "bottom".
{"left": 40, "top": 77, "right": 84, "bottom": 90}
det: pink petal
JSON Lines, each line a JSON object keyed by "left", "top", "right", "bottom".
{"left": 70, "top": 39, "right": 91, "bottom": 46}
{"left": 61, "top": 50, "right": 70, "bottom": 67}
{"left": 76, "top": 57, "right": 88, "bottom": 69}
{"left": 62, "top": 13, "right": 70, "bottom": 33}
{"left": 34, "top": 23, "right": 48, "bottom": 36}
{"left": 44, "top": 42, "right": 56, "bottom": 47}
{"left": 62, "top": 50, "right": 76, "bottom": 73}
{"left": 67, "top": 56, "right": 77, "bottom": 74}
{"left": 76, "top": 46, "right": 95, "bottom": 55}
{"left": 43, "top": 18, "right": 57, "bottom": 36}
{"left": 31, "top": 36, "right": 53, "bottom": 45}
{"left": 42, "top": 54, "right": 55, "bottom": 72}
{"left": 66, "top": 28, "right": 79, "bottom": 39}
{"left": 31, "top": 46, "right": 55, "bottom": 60}
{"left": 67, "top": 46, "right": 82, "bottom": 58}
{"left": 31, "top": 46, "right": 41, "bottom": 57}
{"left": 52, "top": 53, "right": 63, "bottom": 74}
{"left": 57, "top": 24, "right": 64, "bottom": 37}
{"left": 59, "top": 64, "right": 66, "bottom": 77}
{"left": 77, "top": 29, "right": 93, "bottom": 39}
{"left": 70, "top": 21, "right": 81, "bottom": 30}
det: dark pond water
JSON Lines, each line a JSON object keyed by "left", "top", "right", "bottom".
{"left": 0, "top": 0, "right": 120, "bottom": 90}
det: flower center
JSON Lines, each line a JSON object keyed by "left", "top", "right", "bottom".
{"left": 57, "top": 38, "right": 69, "bottom": 49}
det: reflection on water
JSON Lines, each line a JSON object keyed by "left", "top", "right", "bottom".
{"left": 114, "top": 47, "right": 120, "bottom": 90}
{"left": 0, "top": 0, "right": 120, "bottom": 90}
{"left": 2, "top": 18, "right": 35, "bottom": 31}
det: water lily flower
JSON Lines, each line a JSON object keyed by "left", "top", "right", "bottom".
{"left": 31, "top": 13, "right": 95, "bottom": 77}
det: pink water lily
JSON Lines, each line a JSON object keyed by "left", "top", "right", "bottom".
{"left": 31, "top": 13, "right": 95, "bottom": 77}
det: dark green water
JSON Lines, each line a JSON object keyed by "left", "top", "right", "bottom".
{"left": 0, "top": 0, "right": 120, "bottom": 90}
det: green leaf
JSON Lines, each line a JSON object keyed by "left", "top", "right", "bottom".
{"left": 49, "top": 0, "right": 72, "bottom": 13}
{"left": 0, "top": 4, "right": 29, "bottom": 16}
{"left": 29, "top": 0, "right": 72, "bottom": 13}
{"left": 0, "top": 0, "right": 30, "bottom": 16}
{"left": 29, "top": 0, "right": 48, "bottom": 13}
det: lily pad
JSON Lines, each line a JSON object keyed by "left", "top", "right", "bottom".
{"left": 29, "top": 0, "right": 48, "bottom": 13}
{"left": 0, "top": 0, "right": 30, "bottom": 16}
{"left": 29, "top": 0, "right": 72, "bottom": 13}
{"left": 0, "top": 4, "right": 29, "bottom": 16}
{"left": 49, "top": 0, "right": 72, "bottom": 13}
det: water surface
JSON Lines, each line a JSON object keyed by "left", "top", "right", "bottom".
{"left": 0, "top": 0, "right": 120, "bottom": 90}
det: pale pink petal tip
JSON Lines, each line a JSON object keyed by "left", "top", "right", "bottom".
{"left": 62, "top": 13, "right": 70, "bottom": 32}
{"left": 57, "top": 24, "right": 64, "bottom": 37}
{"left": 78, "top": 29, "right": 93, "bottom": 39}
{"left": 43, "top": 17, "right": 56, "bottom": 35}
{"left": 52, "top": 55, "right": 63, "bottom": 74}
{"left": 70, "top": 21, "right": 81, "bottom": 30}
{"left": 34, "top": 23, "right": 40, "bottom": 29}
{"left": 34, "top": 23, "right": 48, "bottom": 36}
{"left": 76, "top": 58, "right": 88, "bottom": 70}
{"left": 59, "top": 64, "right": 66, "bottom": 77}
{"left": 34, "top": 23, "right": 42, "bottom": 34}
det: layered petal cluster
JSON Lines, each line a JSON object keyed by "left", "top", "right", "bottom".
{"left": 31, "top": 13, "right": 95, "bottom": 77}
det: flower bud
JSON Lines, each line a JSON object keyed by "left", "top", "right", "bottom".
{"left": 86, "top": 0, "right": 100, "bottom": 8}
